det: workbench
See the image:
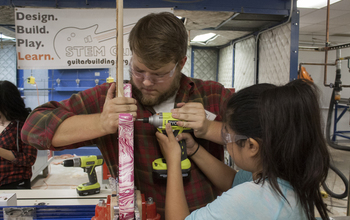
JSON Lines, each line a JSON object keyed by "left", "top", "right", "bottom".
{"left": 0, "top": 189, "right": 110, "bottom": 206}
{"left": 0, "top": 189, "right": 112, "bottom": 219}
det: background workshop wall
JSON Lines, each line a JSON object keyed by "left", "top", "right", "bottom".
{"left": 18, "top": 69, "right": 49, "bottom": 111}
{"left": 299, "top": 48, "right": 350, "bottom": 141}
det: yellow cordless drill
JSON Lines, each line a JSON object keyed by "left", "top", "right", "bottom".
{"left": 62, "top": 155, "right": 104, "bottom": 196}
{"left": 137, "top": 112, "right": 192, "bottom": 179}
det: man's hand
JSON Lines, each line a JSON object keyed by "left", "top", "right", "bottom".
{"left": 156, "top": 123, "right": 182, "bottom": 165}
{"left": 171, "top": 102, "right": 210, "bottom": 139}
{"left": 99, "top": 83, "right": 137, "bottom": 134}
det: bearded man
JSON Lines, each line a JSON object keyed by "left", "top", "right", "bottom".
{"left": 22, "top": 12, "right": 231, "bottom": 219}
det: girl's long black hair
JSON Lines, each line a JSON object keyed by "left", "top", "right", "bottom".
{"left": 0, "top": 80, "right": 31, "bottom": 122}
{"left": 226, "top": 79, "right": 330, "bottom": 220}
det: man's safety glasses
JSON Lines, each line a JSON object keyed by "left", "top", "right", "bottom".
{"left": 129, "top": 58, "right": 178, "bottom": 83}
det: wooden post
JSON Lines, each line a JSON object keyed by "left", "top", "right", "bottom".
{"left": 116, "top": 0, "right": 124, "bottom": 97}
{"left": 115, "top": 1, "right": 135, "bottom": 218}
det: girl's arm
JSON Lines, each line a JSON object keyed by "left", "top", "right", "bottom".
{"left": 157, "top": 125, "right": 237, "bottom": 220}
{"left": 188, "top": 143, "right": 236, "bottom": 192}
{"left": 178, "top": 132, "right": 236, "bottom": 192}
{"left": 156, "top": 123, "right": 190, "bottom": 220}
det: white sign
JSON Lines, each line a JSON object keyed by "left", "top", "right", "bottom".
{"left": 15, "top": 8, "right": 172, "bottom": 69}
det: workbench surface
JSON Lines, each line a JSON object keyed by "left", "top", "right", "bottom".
{"left": 0, "top": 189, "right": 111, "bottom": 206}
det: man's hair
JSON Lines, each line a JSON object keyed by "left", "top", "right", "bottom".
{"left": 129, "top": 12, "right": 188, "bottom": 69}
{"left": 225, "top": 79, "right": 330, "bottom": 220}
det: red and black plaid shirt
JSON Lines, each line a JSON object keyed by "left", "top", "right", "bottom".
{"left": 0, "top": 121, "right": 37, "bottom": 186}
{"left": 22, "top": 74, "right": 232, "bottom": 218}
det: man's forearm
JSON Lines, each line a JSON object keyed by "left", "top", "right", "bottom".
{"left": 52, "top": 114, "right": 109, "bottom": 147}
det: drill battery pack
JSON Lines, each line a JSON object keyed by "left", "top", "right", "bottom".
{"left": 77, "top": 183, "right": 101, "bottom": 196}
{"left": 152, "top": 158, "right": 191, "bottom": 179}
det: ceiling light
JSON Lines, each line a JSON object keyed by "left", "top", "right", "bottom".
{"left": 177, "top": 16, "right": 186, "bottom": 24}
{"left": 297, "top": 0, "right": 342, "bottom": 9}
{"left": 191, "top": 33, "right": 216, "bottom": 43}
{"left": 0, "top": 33, "right": 15, "bottom": 40}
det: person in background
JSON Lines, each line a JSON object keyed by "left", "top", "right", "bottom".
{"left": 21, "top": 12, "right": 231, "bottom": 217}
{"left": 157, "top": 79, "right": 330, "bottom": 220}
{"left": 0, "top": 80, "right": 37, "bottom": 189}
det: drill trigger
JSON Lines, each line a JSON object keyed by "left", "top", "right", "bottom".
{"left": 173, "top": 130, "right": 180, "bottom": 137}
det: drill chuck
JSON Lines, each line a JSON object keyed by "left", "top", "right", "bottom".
{"left": 62, "top": 155, "right": 103, "bottom": 167}
{"left": 141, "top": 113, "right": 164, "bottom": 128}
{"left": 138, "top": 113, "right": 188, "bottom": 130}
{"left": 62, "top": 159, "right": 74, "bottom": 167}
{"left": 62, "top": 157, "right": 81, "bottom": 167}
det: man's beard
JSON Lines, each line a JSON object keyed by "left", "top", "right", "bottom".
{"left": 130, "top": 73, "right": 182, "bottom": 106}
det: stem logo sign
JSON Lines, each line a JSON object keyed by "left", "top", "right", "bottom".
{"left": 15, "top": 8, "right": 172, "bottom": 69}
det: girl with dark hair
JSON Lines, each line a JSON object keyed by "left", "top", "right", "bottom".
{"left": 0, "top": 80, "right": 37, "bottom": 189}
{"left": 157, "top": 79, "right": 330, "bottom": 220}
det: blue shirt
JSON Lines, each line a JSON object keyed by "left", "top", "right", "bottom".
{"left": 185, "top": 170, "right": 307, "bottom": 220}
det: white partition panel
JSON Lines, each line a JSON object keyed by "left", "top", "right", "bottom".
{"left": 234, "top": 37, "right": 255, "bottom": 92}
{"left": 259, "top": 23, "right": 291, "bottom": 85}
{"left": 182, "top": 47, "right": 192, "bottom": 77}
{"left": 0, "top": 43, "right": 16, "bottom": 85}
{"left": 218, "top": 45, "right": 233, "bottom": 88}
{"left": 193, "top": 49, "right": 218, "bottom": 81}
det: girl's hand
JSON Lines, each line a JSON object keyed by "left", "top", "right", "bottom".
{"left": 156, "top": 123, "right": 182, "bottom": 164}
{"left": 176, "top": 133, "right": 198, "bottom": 156}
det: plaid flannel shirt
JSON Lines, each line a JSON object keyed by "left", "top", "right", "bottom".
{"left": 0, "top": 121, "right": 37, "bottom": 186}
{"left": 22, "top": 74, "right": 232, "bottom": 218}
